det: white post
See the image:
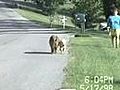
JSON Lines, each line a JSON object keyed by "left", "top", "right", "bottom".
{"left": 61, "top": 16, "right": 67, "bottom": 29}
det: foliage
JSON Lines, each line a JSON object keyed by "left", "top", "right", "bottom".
{"left": 32, "top": 0, "right": 66, "bottom": 15}
{"left": 22, "top": 0, "right": 120, "bottom": 22}
{"left": 71, "top": 0, "right": 103, "bottom": 22}
{"left": 101, "top": 0, "right": 120, "bottom": 19}
{"left": 116, "top": 0, "right": 120, "bottom": 7}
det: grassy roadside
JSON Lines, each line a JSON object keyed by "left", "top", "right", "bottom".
{"left": 16, "top": 9, "right": 75, "bottom": 28}
{"left": 63, "top": 32, "right": 120, "bottom": 90}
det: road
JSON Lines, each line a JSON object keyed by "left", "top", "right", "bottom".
{"left": 0, "top": 1, "right": 69, "bottom": 90}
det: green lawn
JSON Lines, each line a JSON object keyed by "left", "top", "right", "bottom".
{"left": 16, "top": 9, "right": 75, "bottom": 28}
{"left": 63, "top": 32, "right": 120, "bottom": 90}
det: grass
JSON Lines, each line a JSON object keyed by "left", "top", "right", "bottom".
{"left": 16, "top": 8, "right": 75, "bottom": 28}
{"left": 63, "top": 32, "right": 120, "bottom": 90}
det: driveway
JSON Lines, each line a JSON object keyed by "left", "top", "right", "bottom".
{"left": 0, "top": 1, "right": 69, "bottom": 90}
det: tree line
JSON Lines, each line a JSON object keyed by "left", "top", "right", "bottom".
{"left": 23, "top": 0, "right": 120, "bottom": 21}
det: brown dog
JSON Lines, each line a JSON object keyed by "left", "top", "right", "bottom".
{"left": 58, "top": 40, "right": 65, "bottom": 53}
{"left": 49, "top": 35, "right": 65, "bottom": 54}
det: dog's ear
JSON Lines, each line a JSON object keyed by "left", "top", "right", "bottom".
{"left": 55, "top": 39, "right": 57, "bottom": 41}
{"left": 55, "top": 36, "right": 58, "bottom": 41}
{"left": 55, "top": 38, "right": 58, "bottom": 42}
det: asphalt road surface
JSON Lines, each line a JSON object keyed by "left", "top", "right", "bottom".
{"left": 0, "top": 1, "right": 69, "bottom": 90}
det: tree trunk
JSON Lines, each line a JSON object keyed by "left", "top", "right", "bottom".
{"left": 102, "top": 0, "right": 117, "bottom": 19}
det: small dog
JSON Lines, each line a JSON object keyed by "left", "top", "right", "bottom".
{"left": 58, "top": 39, "right": 66, "bottom": 53}
{"left": 49, "top": 35, "right": 66, "bottom": 54}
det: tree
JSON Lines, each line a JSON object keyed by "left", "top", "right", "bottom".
{"left": 72, "top": 0, "right": 103, "bottom": 22}
{"left": 33, "top": 0, "right": 66, "bottom": 27}
{"left": 33, "top": 0, "right": 66, "bottom": 15}
{"left": 31, "top": 0, "right": 66, "bottom": 27}
{"left": 102, "top": 0, "right": 117, "bottom": 19}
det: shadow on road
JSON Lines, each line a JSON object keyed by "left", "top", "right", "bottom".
{"left": 24, "top": 51, "right": 52, "bottom": 54}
